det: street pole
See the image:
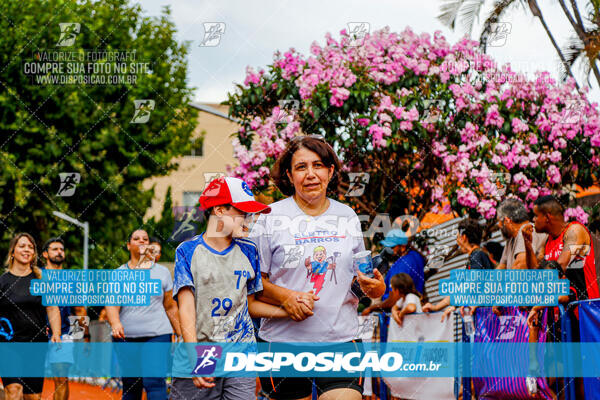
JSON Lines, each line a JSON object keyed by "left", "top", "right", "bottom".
{"left": 83, "top": 221, "right": 89, "bottom": 270}
{"left": 52, "top": 211, "right": 89, "bottom": 270}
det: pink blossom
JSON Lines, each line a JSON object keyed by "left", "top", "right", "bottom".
{"left": 525, "top": 187, "right": 539, "bottom": 201}
{"left": 485, "top": 104, "right": 504, "bottom": 128}
{"left": 229, "top": 27, "right": 600, "bottom": 223}
{"left": 511, "top": 118, "right": 529, "bottom": 133}
{"left": 457, "top": 188, "right": 478, "bottom": 208}
{"left": 564, "top": 206, "right": 589, "bottom": 225}
{"left": 357, "top": 118, "right": 370, "bottom": 127}
{"left": 549, "top": 151, "right": 561, "bottom": 163}
{"left": 547, "top": 165, "right": 561, "bottom": 184}
{"left": 243, "top": 66, "right": 261, "bottom": 85}
{"left": 330, "top": 87, "right": 350, "bottom": 107}
{"left": 477, "top": 199, "right": 496, "bottom": 219}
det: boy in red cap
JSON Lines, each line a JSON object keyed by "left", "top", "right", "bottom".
{"left": 171, "top": 177, "right": 288, "bottom": 399}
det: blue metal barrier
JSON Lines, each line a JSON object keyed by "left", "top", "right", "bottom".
{"left": 376, "top": 311, "right": 459, "bottom": 400}
{"left": 562, "top": 299, "right": 600, "bottom": 400}
{"left": 378, "top": 312, "right": 390, "bottom": 400}
{"left": 372, "top": 300, "right": 599, "bottom": 400}
{"left": 461, "top": 321, "right": 472, "bottom": 400}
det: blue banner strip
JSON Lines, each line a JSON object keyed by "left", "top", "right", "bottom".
{"left": 0, "top": 342, "right": 598, "bottom": 378}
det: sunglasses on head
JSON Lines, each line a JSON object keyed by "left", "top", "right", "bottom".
{"left": 290, "top": 134, "right": 326, "bottom": 143}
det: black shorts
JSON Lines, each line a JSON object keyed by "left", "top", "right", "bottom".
{"left": 259, "top": 375, "right": 363, "bottom": 399}
{"left": 257, "top": 338, "right": 363, "bottom": 399}
{"left": 1, "top": 377, "right": 45, "bottom": 394}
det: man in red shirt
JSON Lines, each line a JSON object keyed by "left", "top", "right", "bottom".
{"left": 532, "top": 196, "right": 598, "bottom": 301}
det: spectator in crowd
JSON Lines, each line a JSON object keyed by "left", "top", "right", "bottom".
{"left": 42, "top": 237, "right": 88, "bottom": 400}
{"left": 106, "top": 229, "right": 182, "bottom": 400}
{"left": 531, "top": 195, "right": 598, "bottom": 301}
{"left": 422, "top": 218, "right": 493, "bottom": 321}
{"left": 390, "top": 273, "right": 422, "bottom": 328}
{"left": 495, "top": 198, "right": 547, "bottom": 270}
{"left": 361, "top": 229, "right": 425, "bottom": 316}
{"left": 149, "top": 237, "right": 162, "bottom": 263}
{"left": 0, "top": 233, "right": 61, "bottom": 400}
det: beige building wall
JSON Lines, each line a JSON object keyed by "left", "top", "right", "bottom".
{"left": 143, "top": 103, "right": 239, "bottom": 219}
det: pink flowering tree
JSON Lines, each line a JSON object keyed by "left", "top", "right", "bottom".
{"left": 225, "top": 27, "right": 600, "bottom": 227}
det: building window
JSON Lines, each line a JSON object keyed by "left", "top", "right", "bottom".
{"left": 182, "top": 191, "right": 202, "bottom": 207}
{"left": 189, "top": 131, "right": 206, "bottom": 157}
{"left": 190, "top": 138, "right": 203, "bottom": 157}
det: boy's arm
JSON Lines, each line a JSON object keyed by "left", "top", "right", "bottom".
{"left": 177, "top": 288, "right": 196, "bottom": 343}
{"left": 177, "top": 288, "right": 215, "bottom": 389}
{"left": 247, "top": 294, "right": 288, "bottom": 318}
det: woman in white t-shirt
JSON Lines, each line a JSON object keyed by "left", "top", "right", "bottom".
{"left": 251, "top": 135, "right": 386, "bottom": 400}
{"left": 105, "top": 230, "right": 181, "bottom": 400}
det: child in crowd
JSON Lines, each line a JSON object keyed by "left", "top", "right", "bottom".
{"left": 390, "top": 273, "right": 422, "bottom": 327}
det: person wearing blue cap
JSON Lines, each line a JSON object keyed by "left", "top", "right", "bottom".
{"left": 361, "top": 229, "right": 426, "bottom": 315}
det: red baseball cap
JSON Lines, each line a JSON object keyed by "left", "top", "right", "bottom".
{"left": 199, "top": 177, "right": 271, "bottom": 214}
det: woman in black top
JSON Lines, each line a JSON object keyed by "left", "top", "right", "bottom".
{"left": 0, "top": 233, "right": 61, "bottom": 400}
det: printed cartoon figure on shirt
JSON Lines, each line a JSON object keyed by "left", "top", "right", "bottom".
{"left": 305, "top": 246, "right": 340, "bottom": 295}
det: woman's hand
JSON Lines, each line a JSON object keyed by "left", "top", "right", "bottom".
{"left": 361, "top": 305, "right": 374, "bottom": 316}
{"left": 50, "top": 333, "right": 62, "bottom": 343}
{"left": 111, "top": 322, "right": 125, "bottom": 339}
{"left": 357, "top": 269, "right": 385, "bottom": 298}
{"left": 283, "top": 290, "right": 319, "bottom": 321}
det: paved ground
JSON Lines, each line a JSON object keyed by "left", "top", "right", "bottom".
{"left": 41, "top": 380, "right": 123, "bottom": 400}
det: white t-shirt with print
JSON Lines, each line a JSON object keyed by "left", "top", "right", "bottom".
{"left": 250, "top": 196, "right": 366, "bottom": 342}
{"left": 395, "top": 293, "right": 422, "bottom": 313}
